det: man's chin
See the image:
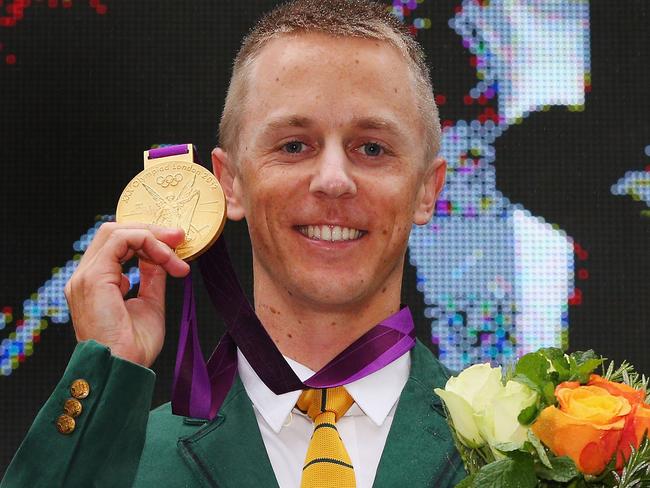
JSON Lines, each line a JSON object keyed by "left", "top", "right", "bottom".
{"left": 287, "top": 278, "right": 370, "bottom": 310}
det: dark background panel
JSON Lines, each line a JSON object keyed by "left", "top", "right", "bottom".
{"left": 1, "top": 0, "right": 649, "bottom": 473}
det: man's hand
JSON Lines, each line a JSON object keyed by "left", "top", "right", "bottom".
{"left": 64, "top": 223, "right": 190, "bottom": 368}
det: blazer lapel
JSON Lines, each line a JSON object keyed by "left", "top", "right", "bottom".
{"left": 175, "top": 342, "right": 465, "bottom": 488}
{"left": 177, "top": 377, "right": 279, "bottom": 488}
{"left": 373, "top": 341, "right": 466, "bottom": 488}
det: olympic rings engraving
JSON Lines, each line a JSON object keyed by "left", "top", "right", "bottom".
{"left": 156, "top": 173, "right": 183, "bottom": 188}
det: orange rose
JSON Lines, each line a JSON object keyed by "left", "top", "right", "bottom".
{"left": 532, "top": 382, "right": 631, "bottom": 475}
{"left": 631, "top": 403, "right": 650, "bottom": 447}
{"left": 587, "top": 375, "right": 650, "bottom": 467}
{"left": 588, "top": 374, "right": 645, "bottom": 406}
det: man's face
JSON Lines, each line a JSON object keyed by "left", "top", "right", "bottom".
{"left": 216, "top": 33, "right": 443, "bottom": 310}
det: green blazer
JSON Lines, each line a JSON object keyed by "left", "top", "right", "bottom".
{"left": 2, "top": 339, "right": 466, "bottom": 487}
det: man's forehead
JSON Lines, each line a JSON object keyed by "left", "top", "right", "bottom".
{"left": 246, "top": 34, "right": 419, "bottom": 109}
{"left": 250, "top": 32, "right": 410, "bottom": 78}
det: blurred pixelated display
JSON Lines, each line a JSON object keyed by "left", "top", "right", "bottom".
{"left": 410, "top": 0, "right": 589, "bottom": 368}
{"left": 611, "top": 144, "right": 650, "bottom": 217}
{"left": 1, "top": 0, "right": 649, "bottom": 472}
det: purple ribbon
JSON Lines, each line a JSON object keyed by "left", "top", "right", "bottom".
{"left": 160, "top": 144, "right": 416, "bottom": 420}
{"left": 148, "top": 145, "right": 190, "bottom": 159}
{"left": 171, "top": 238, "right": 416, "bottom": 420}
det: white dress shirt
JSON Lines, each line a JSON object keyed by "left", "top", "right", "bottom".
{"left": 237, "top": 349, "right": 411, "bottom": 488}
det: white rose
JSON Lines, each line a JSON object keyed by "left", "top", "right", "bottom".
{"left": 474, "top": 380, "right": 538, "bottom": 457}
{"left": 435, "top": 363, "right": 504, "bottom": 448}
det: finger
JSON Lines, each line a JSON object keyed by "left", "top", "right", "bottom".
{"left": 94, "top": 228, "right": 190, "bottom": 279}
{"left": 79, "top": 222, "right": 186, "bottom": 271}
{"left": 137, "top": 260, "right": 168, "bottom": 310}
{"left": 119, "top": 274, "right": 131, "bottom": 297}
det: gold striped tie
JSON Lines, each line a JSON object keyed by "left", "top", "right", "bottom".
{"left": 296, "top": 387, "right": 356, "bottom": 488}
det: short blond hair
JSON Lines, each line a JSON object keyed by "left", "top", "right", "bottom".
{"left": 218, "top": 0, "right": 441, "bottom": 163}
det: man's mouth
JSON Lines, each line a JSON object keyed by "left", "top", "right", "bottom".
{"left": 296, "top": 225, "right": 366, "bottom": 242}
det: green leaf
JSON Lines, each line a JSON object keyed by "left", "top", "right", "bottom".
{"left": 473, "top": 451, "right": 537, "bottom": 488}
{"left": 542, "top": 381, "right": 556, "bottom": 405}
{"left": 611, "top": 435, "right": 650, "bottom": 488}
{"left": 454, "top": 473, "right": 476, "bottom": 488}
{"left": 513, "top": 353, "right": 556, "bottom": 405}
{"left": 566, "top": 478, "right": 589, "bottom": 488}
{"left": 513, "top": 374, "right": 556, "bottom": 408}
{"left": 535, "top": 455, "right": 580, "bottom": 482}
{"left": 515, "top": 352, "right": 550, "bottom": 386}
{"left": 570, "top": 350, "right": 599, "bottom": 364}
{"left": 517, "top": 403, "right": 538, "bottom": 425}
{"left": 512, "top": 374, "right": 538, "bottom": 393}
{"left": 568, "top": 350, "right": 603, "bottom": 383}
{"left": 539, "top": 347, "right": 570, "bottom": 382}
{"left": 538, "top": 347, "right": 565, "bottom": 359}
{"left": 526, "top": 430, "right": 552, "bottom": 469}
{"left": 602, "top": 359, "right": 650, "bottom": 400}
{"left": 493, "top": 442, "right": 521, "bottom": 453}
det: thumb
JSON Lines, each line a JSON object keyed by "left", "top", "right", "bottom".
{"left": 137, "top": 260, "right": 168, "bottom": 311}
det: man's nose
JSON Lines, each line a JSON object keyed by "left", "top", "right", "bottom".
{"left": 308, "top": 146, "right": 357, "bottom": 198}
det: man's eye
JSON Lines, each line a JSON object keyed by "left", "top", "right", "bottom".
{"left": 360, "top": 142, "right": 384, "bottom": 157}
{"left": 282, "top": 141, "right": 305, "bottom": 154}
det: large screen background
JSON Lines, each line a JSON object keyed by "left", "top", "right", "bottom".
{"left": 2, "top": 0, "right": 649, "bottom": 472}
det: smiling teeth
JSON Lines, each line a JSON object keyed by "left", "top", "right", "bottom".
{"left": 299, "top": 225, "right": 363, "bottom": 242}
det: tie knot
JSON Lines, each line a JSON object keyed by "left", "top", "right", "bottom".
{"left": 296, "top": 387, "right": 354, "bottom": 423}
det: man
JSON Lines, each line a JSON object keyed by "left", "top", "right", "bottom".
{"left": 2, "top": 0, "right": 465, "bottom": 486}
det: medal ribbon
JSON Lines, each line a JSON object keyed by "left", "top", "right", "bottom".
{"left": 155, "top": 145, "right": 416, "bottom": 420}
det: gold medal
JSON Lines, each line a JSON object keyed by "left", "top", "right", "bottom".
{"left": 116, "top": 145, "right": 227, "bottom": 261}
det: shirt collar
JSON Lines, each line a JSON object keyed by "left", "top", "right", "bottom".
{"left": 237, "top": 348, "right": 411, "bottom": 434}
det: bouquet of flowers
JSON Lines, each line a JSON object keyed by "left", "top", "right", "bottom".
{"left": 436, "top": 348, "right": 650, "bottom": 487}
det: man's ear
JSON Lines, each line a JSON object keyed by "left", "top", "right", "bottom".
{"left": 413, "top": 156, "right": 446, "bottom": 225}
{"left": 212, "top": 147, "right": 245, "bottom": 221}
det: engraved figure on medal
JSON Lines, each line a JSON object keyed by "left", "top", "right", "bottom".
{"left": 142, "top": 173, "right": 200, "bottom": 238}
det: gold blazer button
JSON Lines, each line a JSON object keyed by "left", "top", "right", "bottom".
{"left": 56, "top": 414, "right": 76, "bottom": 435}
{"left": 70, "top": 379, "right": 90, "bottom": 399}
{"left": 63, "top": 398, "right": 83, "bottom": 418}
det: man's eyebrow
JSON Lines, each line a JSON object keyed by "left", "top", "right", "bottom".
{"left": 259, "top": 115, "right": 406, "bottom": 137}
{"left": 351, "top": 116, "right": 404, "bottom": 136}
{"left": 261, "top": 115, "right": 315, "bottom": 133}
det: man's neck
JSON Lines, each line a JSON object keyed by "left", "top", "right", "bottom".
{"left": 253, "top": 271, "right": 403, "bottom": 371}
